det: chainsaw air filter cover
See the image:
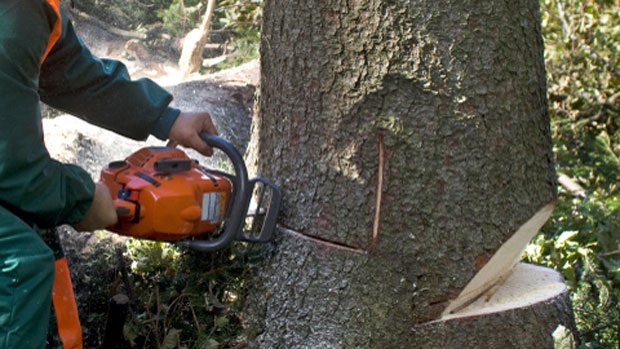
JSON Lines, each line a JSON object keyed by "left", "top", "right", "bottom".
{"left": 100, "top": 146, "right": 232, "bottom": 242}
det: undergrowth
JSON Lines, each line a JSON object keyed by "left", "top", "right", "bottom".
{"left": 72, "top": 236, "right": 266, "bottom": 348}
{"left": 120, "top": 241, "right": 265, "bottom": 348}
{"left": 523, "top": 1, "right": 620, "bottom": 347}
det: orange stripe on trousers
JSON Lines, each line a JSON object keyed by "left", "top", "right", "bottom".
{"left": 52, "top": 257, "right": 83, "bottom": 349}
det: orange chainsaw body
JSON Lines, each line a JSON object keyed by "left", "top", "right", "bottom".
{"left": 99, "top": 147, "right": 232, "bottom": 242}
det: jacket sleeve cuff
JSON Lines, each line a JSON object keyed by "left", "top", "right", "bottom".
{"left": 63, "top": 166, "right": 96, "bottom": 225}
{"left": 151, "top": 107, "right": 181, "bottom": 140}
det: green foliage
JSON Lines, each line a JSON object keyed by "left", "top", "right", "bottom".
{"left": 213, "top": 27, "right": 261, "bottom": 69}
{"left": 157, "top": 0, "right": 204, "bottom": 37}
{"left": 157, "top": 0, "right": 262, "bottom": 68}
{"left": 524, "top": 0, "right": 620, "bottom": 347}
{"left": 117, "top": 240, "right": 265, "bottom": 348}
{"left": 157, "top": 0, "right": 262, "bottom": 37}
{"left": 75, "top": 0, "right": 173, "bottom": 29}
{"left": 58, "top": 233, "right": 263, "bottom": 347}
{"left": 215, "top": 0, "right": 262, "bottom": 65}
{"left": 217, "top": 0, "right": 263, "bottom": 32}
{"left": 74, "top": 0, "right": 262, "bottom": 71}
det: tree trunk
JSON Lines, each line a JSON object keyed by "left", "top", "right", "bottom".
{"left": 178, "top": 0, "right": 216, "bottom": 79}
{"left": 244, "top": 0, "right": 577, "bottom": 347}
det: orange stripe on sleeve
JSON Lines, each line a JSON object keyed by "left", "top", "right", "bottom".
{"left": 41, "top": 0, "right": 62, "bottom": 63}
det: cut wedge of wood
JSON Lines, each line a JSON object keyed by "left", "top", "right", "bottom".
{"left": 414, "top": 262, "right": 575, "bottom": 348}
{"left": 441, "top": 262, "right": 566, "bottom": 320}
{"left": 442, "top": 202, "right": 556, "bottom": 316}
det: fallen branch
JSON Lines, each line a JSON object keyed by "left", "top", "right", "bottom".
{"left": 557, "top": 173, "right": 586, "bottom": 198}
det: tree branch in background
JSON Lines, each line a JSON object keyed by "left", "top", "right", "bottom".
{"left": 557, "top": 173, "right": 587, "bottom": 198}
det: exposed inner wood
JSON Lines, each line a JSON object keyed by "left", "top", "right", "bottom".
{"left": 440, "top": 263, "right": 566, "bottom": 320}
{"left": 371, "top": 131, "right": 385, "bottom": 249}
{"left": 281, "top": 227, "right": 368, "bottom": 255}
{"left": 442, "top": 202, "right": 556, "bottom": 315}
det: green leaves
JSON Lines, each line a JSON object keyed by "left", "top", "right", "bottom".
{"left": 158, "top": 0, "right": 204, "bottom": 37}
{"left": 118, "top": 240, "right": 263, "bottom": 348}
{"left": 524, "top": 1, "right": 620, "bottom": 346}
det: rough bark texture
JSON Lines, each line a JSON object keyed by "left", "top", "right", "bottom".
{"left": 244, "top": 0, "right": 573, "bottom": 347}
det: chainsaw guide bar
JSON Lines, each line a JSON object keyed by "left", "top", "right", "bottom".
{"left": 99, "top": 133, "right": 281, "bottom": 252}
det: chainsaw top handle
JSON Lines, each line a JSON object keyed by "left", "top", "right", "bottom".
{"left": 176, "top": 133, "right": 251, "bottom": 252}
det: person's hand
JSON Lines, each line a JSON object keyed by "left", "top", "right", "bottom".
{"left": 167, "top": 111, "right": 218, "bottom": 156}
{"left": 73, "top": 183, "right": 118, "bottom": 232}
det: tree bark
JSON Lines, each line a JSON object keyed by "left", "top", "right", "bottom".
{"left": 244, "top": 0, "right": 576, "bottom": 347}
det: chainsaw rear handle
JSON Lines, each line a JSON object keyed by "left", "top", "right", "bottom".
{"left": 176, "top": 133, "right": 251, "bottom": 252}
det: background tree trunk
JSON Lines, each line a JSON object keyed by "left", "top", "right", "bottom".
{"left": 178, "top": 0, "right": 216, "bottom": 79}
{"left": 244, "top": 0, "right": 577, "bottom": 347}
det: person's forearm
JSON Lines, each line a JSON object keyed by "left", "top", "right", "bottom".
{"left": 39, "top": 10, "right": 179, "bottom": 141}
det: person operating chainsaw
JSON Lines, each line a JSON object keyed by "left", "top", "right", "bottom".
{"left": 0, "top": 1, "right": 218, "bottom": 348}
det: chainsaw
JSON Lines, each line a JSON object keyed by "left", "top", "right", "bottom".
{"left": 98, "top": 133, "right": 281, "bottom": 252}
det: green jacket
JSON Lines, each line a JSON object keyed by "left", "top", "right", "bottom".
{"left": 0, "top": 0, "right": 180, "bottom": 228}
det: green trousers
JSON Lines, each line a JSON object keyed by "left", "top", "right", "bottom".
{"left": 0, "top": 206, "right": 55, "bottom": 349}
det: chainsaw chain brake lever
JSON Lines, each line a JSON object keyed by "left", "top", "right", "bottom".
{"left": 176, "top": 133, "right": 281, "bottom": 252}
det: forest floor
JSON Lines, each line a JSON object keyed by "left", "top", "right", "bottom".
{"left": 66, "top": 8, "right": 259, "bottom": 88}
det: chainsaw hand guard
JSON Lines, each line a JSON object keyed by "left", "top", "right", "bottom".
{"left": 99, "top": 133, "right": 281, "bottom": 252}
{"left": 178, "top": 133, "right": 281, "bottom": 252}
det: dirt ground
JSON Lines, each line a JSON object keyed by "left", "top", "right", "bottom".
{"left": 66, "top": 7, "right": 259, "bottom": 87}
